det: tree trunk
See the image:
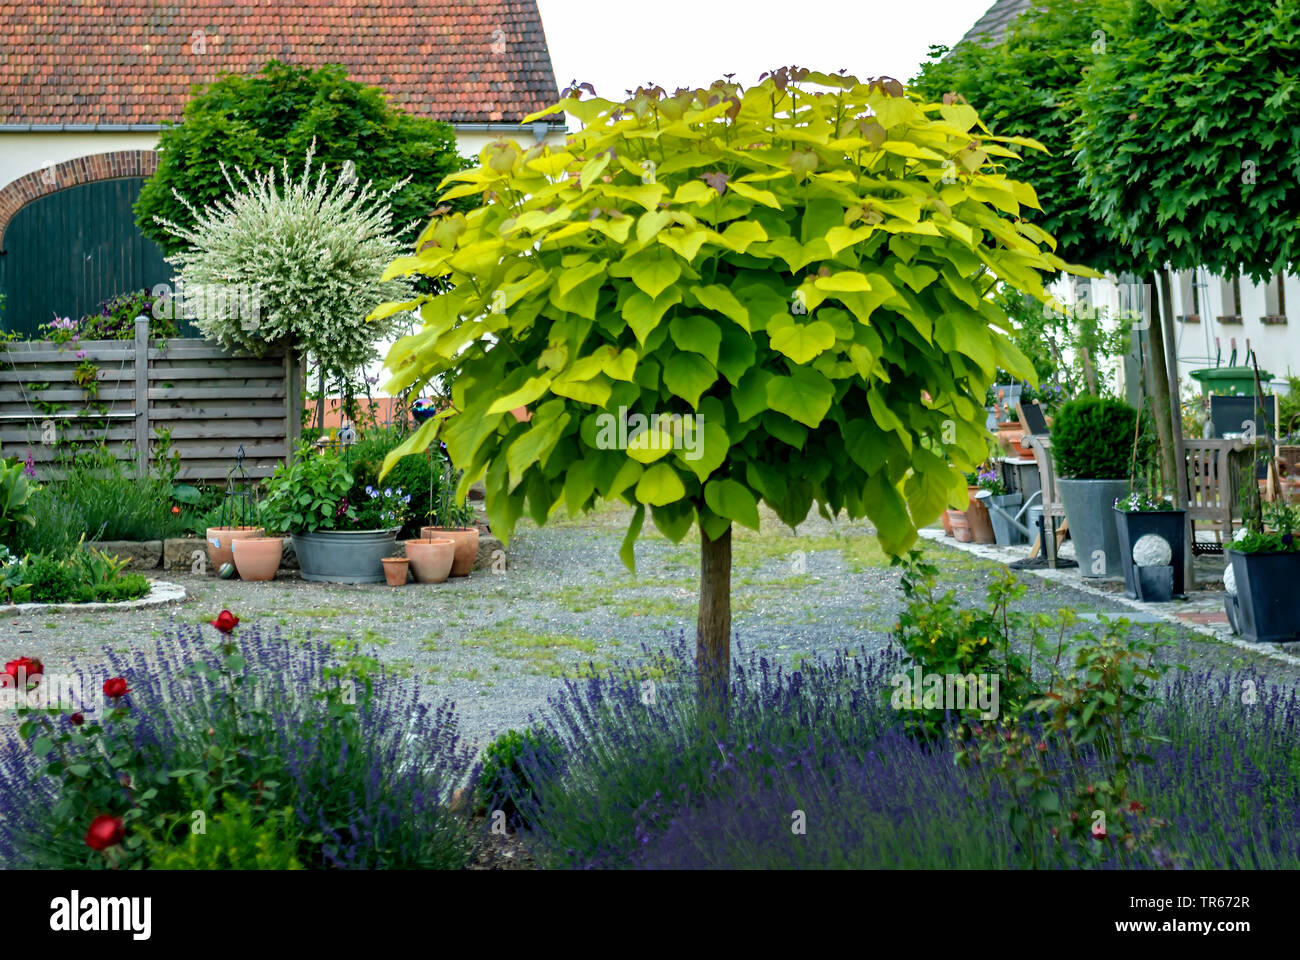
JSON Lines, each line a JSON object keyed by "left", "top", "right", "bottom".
{"left": 317, "top": 364, "right": 327, "bottom": 433}
{"left": 1159, "top": 269, "right": 1194, "bottom": 589}
{"left": 697, "top": 524, "right": 732, "bottom": 715}
{"left": 1146, "top": 273, "right": 1177, "bottom": 497}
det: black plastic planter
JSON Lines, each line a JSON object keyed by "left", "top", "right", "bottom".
{"left": 1226, "top": 549, "right": 1300, "bottom": 643}
{"left": 1114, "top": 508, "right": 1186, "bottom": 600}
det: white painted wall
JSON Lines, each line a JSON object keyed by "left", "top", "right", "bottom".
{"left": 0, "top": 132, "right": 162, "bottom": 193}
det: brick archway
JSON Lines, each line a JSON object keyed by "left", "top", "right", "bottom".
{"left": 0, "top": 150, "right": 157, "bottom": 248}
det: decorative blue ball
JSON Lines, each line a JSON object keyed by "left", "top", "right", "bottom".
{"left": 218, "top": 562, "right": 236, "bottom": 580}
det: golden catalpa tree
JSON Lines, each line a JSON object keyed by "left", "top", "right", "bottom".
{"left": 375, "top": 68, "right": 1083, "bottom": 701}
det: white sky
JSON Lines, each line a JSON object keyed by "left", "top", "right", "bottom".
{"left": 535, "top": 0, "right": 992, "bottom": 103}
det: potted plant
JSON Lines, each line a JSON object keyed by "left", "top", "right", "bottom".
{"left": 1226, "top": 502, "right": 1300, "bottom": 643}
{"left": 975, "top": 466, "right": 1024, "bottom": 546}
{"left": 1052, "top": 397, "right": 1136, "bottom": 578}
{"left": 260, "top": 447, "right": 405, "bottom": 583}
{"left": 1113, "top": 492, "right": 1185, "bottom": 601}
{"left": 962, "top": 471, "right": 996, "bottom": 544}
{"left": 418, "top": 455, "right": 479, "bottom": 577}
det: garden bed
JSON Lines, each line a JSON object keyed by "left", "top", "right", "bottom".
{"left": 0, "top": 578, "right": 185, "bottom": 615}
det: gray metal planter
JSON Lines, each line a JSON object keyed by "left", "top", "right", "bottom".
{"left": 1226, "top": 549, "right": 1300, "bottom": 643}
{"left": 1056, "top": 478, "right": 1130, "bottom": 578}
{"left": 290, "top": 529, "right": 400, "bottom": 583}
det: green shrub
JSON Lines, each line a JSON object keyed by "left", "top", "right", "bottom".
{"left": 145, "top": 795, "right": 304, "bottom": 870}
{"left": 1050, "top": 397, "right": 1138, "bottom": 479}
{"left": 476, "top": 727, "right": 565, "bottom": 828}
{"left": 346, "top": 427, "right": 443, "bottom": 537}
{"left": 22, "top": 552, "right": 79, "bottom": 603}
{"left": 0, "top": 459, "right": 36, "bottom": 544}
{"left": 80, "top": 289, "right": 179, "bottom": 340}
{"left": 260, "top": 447, "right": 353, "bottom": 534}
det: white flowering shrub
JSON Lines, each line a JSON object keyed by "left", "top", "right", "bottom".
{"left": 157, "top": 149, "right": 414, "bottom": 374}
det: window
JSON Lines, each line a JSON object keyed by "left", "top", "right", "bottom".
{"left": 1262, "top": 274, "right": 1287, "bottom": 324}
{"left": 1177, "top": 269, "right": 1201, "bottom": 322}
{"left": 1218, "top": 274, "right": 1243, "bottom": 323}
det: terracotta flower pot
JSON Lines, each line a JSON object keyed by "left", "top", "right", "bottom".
{"left": 965, "top": 488, "right": 996, "bottom": 544}
{"left": 405, "top": 538, "right": 456, "bottom": 583}
{"left": 382, "top": 557, "right": 410, "bottom": 586}
{"left": 419, "top": 526, "right": 479, "bottom": 576}
{"left": 231, "top": 536, "right": 283, "bottom": 582}
{"left": 941, "top": 508, "right": 955, "bottom": 537}
{"left": 996, "top": 421, "right": 1024, "bottom": 455}
{"left": 948, "top": 509, "right": 973, "bottom": 542}
{"left": 206, "top": 526, "right": 265, "bottom": 574}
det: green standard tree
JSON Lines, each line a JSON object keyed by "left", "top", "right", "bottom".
{"left": 135, "top": 61, "right": 468, "bottom": 255}
{"left": 375, "top": 69, "right": 1080, "bottom": 704}
{"left": 1076, "top": 0, "right": 1300, "bottom": 283}
{"left": 913, "top": 0, "right": 1122, "bottom": 273}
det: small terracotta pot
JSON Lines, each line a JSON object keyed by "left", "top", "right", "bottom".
{"left": 382, "top": 557, "right": 410, "bottom": 586}
{"left": 405, "top": 538, "right": 456, "bottom": 583}
{"left": 231, "top": 536, "right": 283, "bottom": 582}
{"left": 419, "top": 526, "right": 479, "bottom": 576}
{"left": 941, "top": 509, "right": 954, "bottom": 537}
{"left": 206, "top": 526, "right": 265, "bottom": 574}
{"left": 996, "top": 421, "right": 1024, "bottom": 455}
{"left": 948, "top": 509, "right": 973, "bottom": 542}
{"left": 965, "top": 490, "right": 996, "bottom": 544}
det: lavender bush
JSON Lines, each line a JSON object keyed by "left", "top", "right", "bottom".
{"left": 508, "top": 634, "right": 1300, "bottom": 870}
{"left": 0, "top": 622, "right": 474, "bottom": 869}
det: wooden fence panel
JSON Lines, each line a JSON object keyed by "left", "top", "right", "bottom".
{"left": 0, "top": 318, "right": 296, "bottom": 481}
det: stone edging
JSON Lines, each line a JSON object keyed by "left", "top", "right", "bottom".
{"left": 917, "top": 528, "right": 1300, "bottom": 669}
{"left": 0, "top": 580, "right": 186, "bottom": 616}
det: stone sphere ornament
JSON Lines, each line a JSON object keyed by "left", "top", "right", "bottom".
{"left": 1223, "top": 563, "right": 1237, "bottom": 596}
{"left": 1132, "top": 533, "right": 1173, "bottom": 567}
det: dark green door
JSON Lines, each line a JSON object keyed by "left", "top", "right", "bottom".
{"left": 0, "top": 177, "right": 173, "bottom": 337}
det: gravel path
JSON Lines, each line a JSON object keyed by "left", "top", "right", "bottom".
{"left": 5, "top": 503, "right": 1298, "bottom": 750}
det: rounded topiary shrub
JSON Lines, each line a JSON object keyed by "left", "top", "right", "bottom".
{"left": 1051, "top": 397, "right": 1138, "bottom": 479}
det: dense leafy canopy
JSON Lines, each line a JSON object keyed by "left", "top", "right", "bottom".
{"left": 913, "top": 0, "right": 1125, "bottom": 274}
{"left": 377, "top": 69, "right": 1083, "bottom": 559}
{"left": 136, "top": 61, "right": 468, "bottom": 254}
{"left": 1076, "top": 0, "right": 1300, "bottom": 282}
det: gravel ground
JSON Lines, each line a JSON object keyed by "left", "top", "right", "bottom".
{"left": 4, "top": 502, "right": 1299, "bottom": 751}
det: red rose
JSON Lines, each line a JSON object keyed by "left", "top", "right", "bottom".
{"left": 1035, "top": 741, "right": 1047, "bottom": 753}
{"left": 103, "top": 677, "right": 130, "bottom": 699}
{"left": 69, "top": 713, "right": 85, "bottom": 726}
{"left": 1129, "top": 800, "right": 1145, "bottom": 813}
{"left": 211, "top": 610, "right": 239, "bottom": 634}
{"left": 84, "top": 814, "right": 125, "bottom": 851}
{"left": 4, "top": 657, "right": 43, "bottom": 685}
{"left": 171, "top": 505, "right": 181, "bottom": 515}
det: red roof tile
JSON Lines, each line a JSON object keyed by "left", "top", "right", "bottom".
{"left": 0, "top": 0, "right": 561, "bottom": 126}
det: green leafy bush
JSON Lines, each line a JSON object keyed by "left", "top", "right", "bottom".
{"left": 346, "top": 427, "right": 443, "bottom": 536}
{"left": 145, "top": 795, "right": 304, "bottom": 870}
{"left": 1, "top": 546, "right": 150, "bottom": 605}
{"left": 260, "top": 448, "right": 354, "bottom": 533}
{"left": 136, "top": 61, "right": 469, "bottom": 257}
{"left": 1050, "top": 397, "right": 1138, "bottom": 479}
{"left": 0, "top": 459, "right": 36, "bottom": 543}
{"left": 80, "top": 289, "right": 179, "bottom": 341}
{"left": 9, "top": 447, "right": 188, "bottom": 554}
{"left": 476, "top": 727, "right": 565, "bottom": 827}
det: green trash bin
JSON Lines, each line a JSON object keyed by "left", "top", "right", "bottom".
{"left": 1189, "top": 366, "right": 1272, "bottom": 396}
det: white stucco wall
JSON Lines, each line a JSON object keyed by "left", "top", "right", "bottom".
{"left": 0, "top": 131, "right": 162, "bottom": 193}
{"left": 0, "top": 126, "right": 568, "bottom": 195}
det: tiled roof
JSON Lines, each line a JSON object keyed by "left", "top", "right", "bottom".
{"left": 958, "top": 0, "right": 1035, "bottom": 46}
{"left": 0, "top": 0, "right": 561, "bottom": 126}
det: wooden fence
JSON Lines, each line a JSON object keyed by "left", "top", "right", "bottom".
{"left": 0, "top": 317, "right": 301, "bottom": 480}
